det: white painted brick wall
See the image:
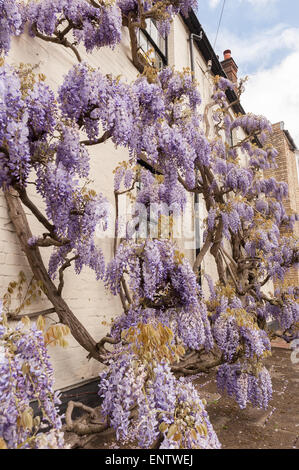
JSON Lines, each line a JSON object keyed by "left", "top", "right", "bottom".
{"left": 0, "top": 17, "right": 254, "bottom": 389}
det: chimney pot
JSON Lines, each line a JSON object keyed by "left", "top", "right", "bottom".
{"left": 223, "top": 49, "right": 231, "bottom": 60}
{"left": 221, "top": 49, "right": 238, "bottom": 84}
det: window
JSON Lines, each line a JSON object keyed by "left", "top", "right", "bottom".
{"left": 138, "top": 19, "right": 168, "bottom": 70}
{"left": 228, "top": 129, "right": 234, "bottom": 148}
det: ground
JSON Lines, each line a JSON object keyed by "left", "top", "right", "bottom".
{"left": 64, "top": 345, "right": 299, "bottom": 449}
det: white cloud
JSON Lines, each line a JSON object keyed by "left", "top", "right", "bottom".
{"left": 209, "top": 0, "right": 277, "bottom": 8}
{"left": 216, "top": 24, "right": 299, "bottom": 68}
{"left": 241, "top": 51, "right": 299, "bottom": 147}
{"left": 205, "top": 1, "right": 299, "bottom": 146}
{"left": 212, "top": 23, "right": 299, "bottom": 146}
{"left": 209, "top": 0, "right": 221, "bottom": 7}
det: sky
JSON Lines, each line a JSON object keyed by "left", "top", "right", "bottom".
{"left": 196, "top": 0, "right": 299, "bottom": 146}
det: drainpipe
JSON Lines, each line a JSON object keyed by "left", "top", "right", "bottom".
{"left": 189, "top": 33, "right": 203, "bottom": 74}
{"left": 189, "top": 33, "right": 203, "bottom": 283}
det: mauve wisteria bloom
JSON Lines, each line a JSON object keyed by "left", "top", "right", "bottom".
{"left": 99, "top": 353, "right": 220, "bottom": 449}
{"left": 0, "top": 65, "right": 30, "bottom": 188}
{"left": 0, "top": 302, "right": 65, "bottom": 448}
{"left": 0, "top": 0, "right": 23, "bottom": 55}
{"left": 26, "top": 0, "right": 122, "bottom": 52}
{"left": 217, "top": 362, "right": 272, "bottom": 410}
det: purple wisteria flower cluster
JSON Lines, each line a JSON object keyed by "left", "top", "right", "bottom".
{"left": 118, "top": 0, "right": 198, "bottom": 38}
{"left": 59, "top": 63, "right": 206, "bottom": 190}
{"left": 0, "top": 0, "right": 23, "bottom": 55}
{"left": 0, "top": 62, "right": 108, "bottom": 280}
{"left": 99, "top": 352, "right": 220, "bottom": 449}
{"left": 26, "top": 0, "right": 122, "bottom": 52}
{"left": 217, "top": 362, "right": 272, "bottom": 410}
{"left": 0, "top": 302, "right": 65, "bottom": 448}
{"left": 0, "top": 1, "right": 199, "bottom": 59}
{"left": 106, "top": 239, "right": 213, "bottom": 351}
{"left": 213, "top": 304, "right": 271, "bottom": 361}
{"left": 0, "top": 64, "right": 30, "bottom": 188}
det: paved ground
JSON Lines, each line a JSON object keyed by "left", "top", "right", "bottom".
{"left": 64, "top": 346, "right": 299, "bottom": 449}
{"left": 198, "top": 347, "right": 299, "bottom": 449}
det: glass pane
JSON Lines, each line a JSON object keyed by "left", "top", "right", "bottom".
{"left": 145, "top": 19, "right": 166, "bottom": 57}
{"left": 138, "top": 21, "right": 166, "bottom": 70}
{"left": 158, "top": 36, "right": 166, "bottom": 56}
{"left": 155, "top": 51, "right": 163, "bottom": 71}
{"left": 139, "top": 31, "right": 148, "bottom": 53}
{"left": 150, "top": 20, "right": 159, "bottom": 45}
{"left": 145, "top": 18, "right": 151, "bottom": 33}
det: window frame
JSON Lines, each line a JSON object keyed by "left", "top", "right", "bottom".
{"left": 138, "top": 19, "right": 168, "bottom": 69}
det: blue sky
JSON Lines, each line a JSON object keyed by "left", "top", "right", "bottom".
{"left": 195, "top": 0, "right": 299, "bottom": 146}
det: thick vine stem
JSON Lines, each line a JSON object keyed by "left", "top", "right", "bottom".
{"left": 18, "top": 188, "right": 55, "bottom": 234}
{"left": 87, "top": 335, "right": 121, "bottom": 360}
{"left": 65, "top": 401, "right": 108, "bottom": 436}
{"left": 171, "top": 357, "right": 223, "bottom": 376}
{"left": 127, "top": 12, "right": 148, "bottom": 74}
{"left": 65, "top": 401, "right": 139, "bottom": 445}
{"left": 80, "top": 130, "right": 111, "bottom": 147}
{"left": 4, "top": 186, "right": 105, "bottom": 362}
{"left": 58, "top": 255, "right": 79, "bottom": 295}
{"left": 121, "top": 277, "right": 132, "bottom": 305}
{"left": 172, "top": 349, "right": 242, "bottom": 376}
{"left": 31, "top": 23, "right": 82, "bottom": 63}
{"left": 193, "top": 231, "right": 213, "bottom": 274}
{"left": 7, "top": 307, "right": 56, "bottom": 320}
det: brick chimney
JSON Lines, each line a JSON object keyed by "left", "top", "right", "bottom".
{"left": 221, "top": 49, "right": 238, "bottom": 84}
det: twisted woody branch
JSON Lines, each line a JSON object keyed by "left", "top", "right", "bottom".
{"left": 4, "top": 186, "right": 114, "bottom": 363}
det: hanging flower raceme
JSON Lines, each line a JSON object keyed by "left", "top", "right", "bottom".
{"left": 0, "top": 64, "right": 109, "bottom": 281}
{"left": 213, "top": 304, "right": 271, "bottom": 361}
{"left": 0, "top": 64, "right": 31, "bottom": 188}
{"left": 0, "top": 302, "right": 65, "bottom": 449}
{"left": 35, "top": 164, "right": 108, "bottom": 280}
{"left": 0, "top": 0, "right": 23, "bottom": 55}
{"left": 106, "top": 239, "right": 196, "bottom": 304}
{"left": 231, "top": 113, "right": 273, "bottom": 136}
{"left": 217, "top": 361, "right": 272, "bottom": 410}
{"left": 26, "top": 0, "right": 122, "bottom": 52}
{"left": 59, "top": 63, "right": 207, "bottom": 187}
{"left": 99, "top": 321, "right": 219, "bottom": 449}
{"left": 106, "top": 239, "right": 214, "bottom": 351}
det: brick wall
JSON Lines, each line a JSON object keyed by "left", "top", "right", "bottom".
{"left": 265, "top": 122, "right": 299, "bottom": 286}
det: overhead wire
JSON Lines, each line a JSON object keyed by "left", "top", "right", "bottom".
{"left": 213, "top": 0, "right": 226, "bottom": 51}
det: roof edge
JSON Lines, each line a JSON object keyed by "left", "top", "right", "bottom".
{"left": 181, "top": 9, "right": 245, "bottom": 116}
{"left": 284, "top": 129, "right": 297, "bottom": 151}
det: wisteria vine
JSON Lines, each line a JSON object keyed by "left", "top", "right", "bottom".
{"left": 0, "top": 0, "right": 298, "bottom": 450}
